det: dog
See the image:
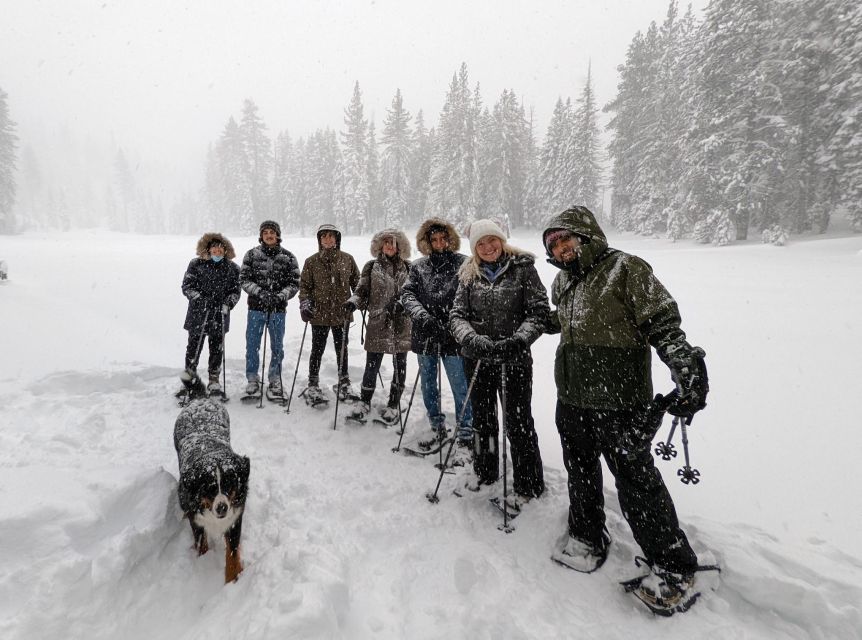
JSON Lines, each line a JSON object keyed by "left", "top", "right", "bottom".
{"left": 174, "top": 396, "right": 250, "bottom": 583}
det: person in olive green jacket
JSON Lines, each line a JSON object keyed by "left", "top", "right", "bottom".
{"left": 543, "top": 205, "right": 709, "bottom": 611}
{"left": 298, "top": 223, "right": 361, "bottom": 403}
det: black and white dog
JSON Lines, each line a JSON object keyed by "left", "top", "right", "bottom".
{"left": 174, "top": 391, "right": 250, "bottom": 583}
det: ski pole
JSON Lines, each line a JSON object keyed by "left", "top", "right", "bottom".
{"left": 498, "top": 362, "right": 514, "bottom": 533}
{"left": 221, "top": 306, "right": 228, "bottom": 399}
{"left": 677, "top": 416, "right": 701, "bottom": 484}
{"left": 655, "top": 415, "right": 679, "bottom": 461}
{"left": 333, "top": 318, "right": 350, "bottom": 431}
{"left": 182, "top": 304, "right": 210, "bottom": 405}
{"left": 258, "top": 311, "right": 270, "bottom": 409}
{"left": 392, "top": 338, "right": 430, "bottom": 452}
{"left": 427, "top": 358, "right": 482, "bottom": 504}
{"left": 284, "top": 321, "right": 309, "bottom": 414}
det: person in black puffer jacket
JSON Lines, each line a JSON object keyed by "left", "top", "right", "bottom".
{"left": 450, "top": 219, "right": 549, "bottom": 507}
{"left": 401, "top": 218, "right": 474, "bottom": 448}
{"left": 239, "top": 220, "right": 301, "bottom": 398}
{"left": 181, "top": 233, "right": 241, "bottom": 393}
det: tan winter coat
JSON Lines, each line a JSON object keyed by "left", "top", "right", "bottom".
{"left": 350, "top": 229, "right": 412, "bottom": 354}
{"left": 299, "top": 242, "right": 360, "bottom": 327}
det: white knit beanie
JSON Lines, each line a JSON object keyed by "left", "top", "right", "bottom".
{"left": 468, "top": 219, "right": 507, "bottom": 254}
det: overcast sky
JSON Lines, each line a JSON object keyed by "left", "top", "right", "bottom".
{"left": 1, "top": 0, "right": 708, "bottom": 189}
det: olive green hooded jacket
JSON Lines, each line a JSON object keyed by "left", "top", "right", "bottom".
{"left": 544, "top": 206, "right": 690, "bottom": 410}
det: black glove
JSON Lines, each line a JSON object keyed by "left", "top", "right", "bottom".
{"left": 258, "top": 291, "right": 277, "bottom": 310}
{"left": 385, "top": 298, "right": 404, "bottom": 316}
{"left": 342, "top": 300, "right": 357, "bottom": 313}
{"left": 666, "top": 345, "right": 709, "bottom": 418}
{"left": 300, "top": 299, "right": 315, "bottom": 322}
{"left": 431, "top": 319, "right": 449, "bottom": 343}
{"left": 493, "top": 335, "right": 524, "bottom": 359}
{"left": 469, "top": 334, "right": 495, "bottom": 358}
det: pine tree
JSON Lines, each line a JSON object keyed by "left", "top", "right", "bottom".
{"left": 366, "top": 119, "right": 381, "bottom": 231}
{"left": 381, "top": 89, "right": 412, "bottom": 229}
{"left": 217, "top": 116, "right": 253, "bottom": 234}
{"left": 341, "top": 81, "right": 369, "bottom": 233}
{"left": 0, "top": 87, "right": 19, "bottom": 234}
{"left": 535, "top": 98, "right": 572, "bottom": 223}
{"left": 407, "top": 110, "right": 432, "bottom": 226}
{"left": 569, "top": 63, "right": 603, "bottom": 214}
{"left": 272, "top": 131, "right": 293, "bottom": 229}
{"left": 110, "top": 149, "right": 136, "bottom": 232}
{"left": 240, "top": 99, "right": 273, "bottom": 227}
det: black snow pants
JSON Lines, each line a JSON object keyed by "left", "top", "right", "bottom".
{"left": 464, "top": 358, "right": 544, "bottom": 498}
{"left": 360, "top": 351, "right": 407, "bottom": 407}
{"left": 185, "top": 327, "right": 224, "bottom": 379}
{"left": 308, "top": 324, "right": 348, "bottom": 385}
{"left": 556, "top": 399, "right": 698, "bottom": 573}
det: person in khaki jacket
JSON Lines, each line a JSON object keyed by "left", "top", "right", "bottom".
{"left": 343, "top": 228, "right": 412, "bottom": 425}
{"left": 298, "top": 223, "right": 361, "bottom": 404}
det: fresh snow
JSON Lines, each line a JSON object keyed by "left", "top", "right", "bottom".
{"left": 1, "top": 229, "right": 861, "bottom": 639}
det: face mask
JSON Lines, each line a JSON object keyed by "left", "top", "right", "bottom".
{"left": 211, "top": 255, "right": 224, "bottom": 263}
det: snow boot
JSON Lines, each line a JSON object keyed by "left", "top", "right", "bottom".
{"left": 551, "top": 530, "right": 611, "bottom": 573}
{"left": 245, "top": 379, "right": 260, "bottom": 396}
{"left": 376, "top": 405, "right": 400, "bottom": 426}
{"left": 207, "top": 378, "right": 223, "bottom": 396}
{"left": 179, "top": 369, "right": 206, "bottom": 399}
{"left": 624, "top": 561, "right": 698, "bottom": 615}
{"left": 333, "top": 379, "right": 360, "bottom": 402}
{"left": 302, "top": 384, "right": 328, "bottom": 407}
{"left": 418, "top": 426, "right": 448, "bottom": 450}
{"left": 267, "top": 379, "right": 284, "bottom": 401}
{"left": 347, "top": 401, "right": 371, "bottom": 423}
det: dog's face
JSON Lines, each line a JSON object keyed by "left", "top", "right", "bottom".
{"left": 185, "top": 456, "right": 250, "bottom": 525}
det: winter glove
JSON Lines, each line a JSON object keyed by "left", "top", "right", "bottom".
{"left": 431, "top": 319, "right": 449, "bottom": 343}
{"left": 493, "top": 336, "right": 524, "bottom": 359}
{"left": 300, "top": 299, "right": 315, "bottom": 322}
{"left": 342, "top": 300, "right": 357, "bottom": 313}
{"left": 258, "top": 291, "right": 277, "bottom": 310}
{"left": 619, "top": 393, "right": 677, "bottom": 459}
{"left": 469, "top": 334, "right": 495, "bottom": 359}
{"left": 385, "top": 298, "right": 404, "bottom": 316}
{"left": 666, "top": 345, "right": 709, "bottom": 419}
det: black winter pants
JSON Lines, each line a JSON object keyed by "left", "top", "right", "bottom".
{"left": 308, "top": 324, "right": 348, "bottom": 385}
{"left": 360, "top": 352, "right": 407, "bottom": 407}
{"left": 556, "top": 400, "right": 697, "bottom": 573}
{"left": 464, "top": 358, "right": 544, "bottom": 498}
{"left": 185, "top": 328, "right": 223, "bottom": 378}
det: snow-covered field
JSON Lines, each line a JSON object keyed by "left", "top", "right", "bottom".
{"left": 1, "top": 228, "right": 860, "bottom": 639}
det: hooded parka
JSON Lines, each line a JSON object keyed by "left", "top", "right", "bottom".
{"left": 350, "top": 229, "right": 413, "bottom": 354}
{"left": 401, "top": 218, "right": 467, "bottom": 356}
{"left": 182, "top": 233, "right": 241, "bottom": 333}
{"left": 299, "top": 224, "right": 361, "bottom": 326}
{"left": 544, "top": 206, "right": 691, "bottom": 410}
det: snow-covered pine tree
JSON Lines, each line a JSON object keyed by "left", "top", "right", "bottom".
{"left": 491, "top": 89, "right": 529, "bottom": 228}
{"left": 287, "top": 137, "right": 310, "bottom": 234}
{"left": 0, "top": 87, "right": 19, "bottom": 234}
{"left": 272, "top": 131, "right": 293, "bottom": 231}
{"left": 381, "top": 89, "right": 412, "bottom": 229}
{"left": 569, "top": 63, "right": 603, "bottom": 216}
{"left": 239, "top": 99, "right": 273, "bottom": 229}
{"left": 407, "top": 110, "right": 432, "bottom": 227}
{"left": 534, "top": 98, "right": 572, "bottom": 224}
{"left": 217, "top": 116, "right": 253, "bottom": 235}
{"left": 341, "top": 82, "right": 370, "bottom": 234}
{"left": 110, "top": 149, "right": 136, "bottom": 232}
{"left": 366, "top": 120, "right": 381, "bottom": 232}
{"left": 521, "top": 106, "right": 540, "bottom": 228}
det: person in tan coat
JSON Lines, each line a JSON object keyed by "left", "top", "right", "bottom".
{"left": 343, "top": 229, "right": 412, "bottom": 424}
{"left": 298, "top": 223, "right": 361, "bottom": 403}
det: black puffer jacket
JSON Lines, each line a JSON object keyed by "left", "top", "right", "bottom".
{"left": 401, "top": 251, "right": 467, "bottom": 356}
{"left": 182, "top": 233, "right": 241, "bottom": 333}
{"left": 239, "top": 244, "right": 301, "bottom": 313}
{"left": 449, "top": 250, "right": 550, "bottom": 364}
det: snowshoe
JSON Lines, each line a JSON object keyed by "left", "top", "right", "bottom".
{"left": 372, "top": 405, "right": 400, "bottom": 427}
{"left": 345, "top": 401, "right": 370, "bottom": 424}
{"left": 551, "top": 530, "right": 610, "bottom": 574}
{"left": 266, "top": 380, "right": 285, "bottom": 403}
{"left": 240, "top": 380, "right": 262, "bottom": 403}
{"left": 332, "top": 381, "right": 360, "bottom": 403}
{"left": 488, "top": 496, "right": 521, "bottom": 521}
{"left": 418, "top": 427, "right": 449, "bottom": 450}
{"left": 452, "top": 468, "right": 495, "bottom": 497}
{"left": 401, "top": 429, "right": 451, "bottom": 458}
{"left": 300, "top": 385, "right": 329, "bottom": 408}
{"left": 177, "top": 370, "right": 207, "bottom": 404}
{"left": 621, "top": 560, "right": 700, "bottom": 616}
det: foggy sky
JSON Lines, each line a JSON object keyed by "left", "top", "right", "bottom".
{"left": 1, "top": 0, "right": 707, "bottom": 192}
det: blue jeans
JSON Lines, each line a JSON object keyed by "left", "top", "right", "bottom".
{"left": 245, "top": 310, "right": 286, "bottom": 382}
{"left": 417, "top": 354, "right": 473, "bottom": 440}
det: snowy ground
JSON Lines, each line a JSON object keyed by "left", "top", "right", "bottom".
{"left": 0, "top": 228, "right": 860, "bottom": 639}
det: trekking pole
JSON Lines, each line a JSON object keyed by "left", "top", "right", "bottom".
{"left": 394, "top": 353, "right": 405, "bottom": 431}
{"left": 284, "top": 321, "right": 309, "bottom": 414}
{"left": 426, "top": 358, "right": 482, "bottom": 504}
{"left": 333, "top": 318, "right": 350, "bottom": 431}
{"left": 392, "top": 337, "right": 430, "bottom": 453}
{"left": 654, "top": 414, "right": 679, "bottom": 461}
{"left": 677, "top": 415, "right": 701, "bottom": 485}
{"left": 221, "top": 307, "right": 228, "bottom": 400}
{"left": 497, "top": 362, "right": 514, "bottom": 533}
{"left": 258, "top": 311, "right": 270, "bottom": 409}
{"left": 180, "top": 305, "right": 210, "bottom": 405}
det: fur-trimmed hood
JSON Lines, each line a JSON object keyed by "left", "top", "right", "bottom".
{"left": 458, "top": 245, "right": 535, "bottom": 284}
{"left": 195, "top": 233, "right": 236, "bottom": 260}
{"left": 416, "top": 218, "right": 461, "bottom": 256}
{"left": 370, "top": 228, "right": 412, "bottom": 259}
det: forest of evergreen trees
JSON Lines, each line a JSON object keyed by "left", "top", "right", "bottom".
{"left": 3, "top": 0, "right": 861, "bottom": 244}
